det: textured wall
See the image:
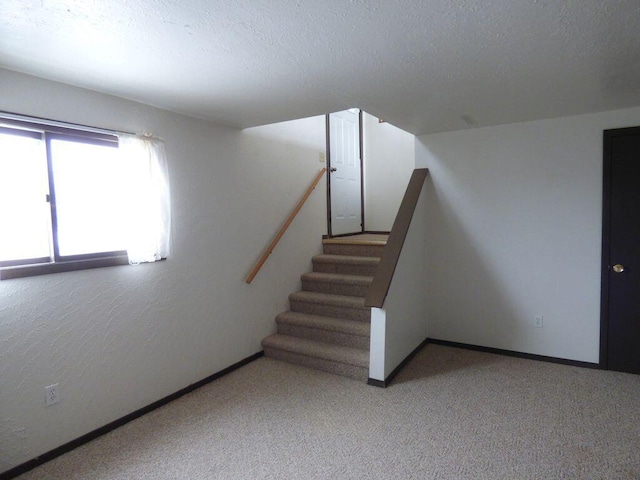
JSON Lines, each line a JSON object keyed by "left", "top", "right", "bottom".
{"left": 363, "top": 113, "right": 414, "bottom": 232}
{"left": 0, "top": 69, "right": 326, "bottom": 473}
{"left": 417, "top": 106, "right": 640, "bottom": 362}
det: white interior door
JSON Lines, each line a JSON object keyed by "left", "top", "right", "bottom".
{"left": 329, "top": 109, "right": 362, "bottom": 236}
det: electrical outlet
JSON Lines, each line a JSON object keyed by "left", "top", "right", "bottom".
{"left": 534, "top": 315, "right": 544, "bottom": 328}
{"left": 45, "top": 384, "right": 59, "bottom": 406}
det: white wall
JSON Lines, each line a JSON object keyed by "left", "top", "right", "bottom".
{"left": 369, "top": 183, "right": 429, "bottom": 381}
{"left": 363, "top": 113, "right": 414, "bottom": 231}
{"left": 417, "top": 106, "right": 640, "bottom": 363}
{"left": 0, "top": 69, "right": 326, "bottom": 474}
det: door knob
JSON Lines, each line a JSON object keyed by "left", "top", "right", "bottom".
{"left": 613, "top": 264, "right": 625, "bottom": 274}
{"left": 330, "top": 167, "right": 337, "bottom": 172}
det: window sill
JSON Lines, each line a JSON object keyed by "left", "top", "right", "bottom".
{"left": 1, "top": 255, "right": 131, "bottom": 280}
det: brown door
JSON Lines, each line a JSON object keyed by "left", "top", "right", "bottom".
{"left": 601, "top": 126, "right": 640, "bottom": 374}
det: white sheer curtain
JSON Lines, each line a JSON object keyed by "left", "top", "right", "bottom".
{"left": 118, "top": 133, "right": 171, "bottom": 264}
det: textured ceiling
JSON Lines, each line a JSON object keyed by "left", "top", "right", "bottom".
{"left": 1, "top": 0, "right": 640, "bottom": 135}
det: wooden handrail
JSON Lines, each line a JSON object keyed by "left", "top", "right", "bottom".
{"left": 364, "top": 168, "right": 429, "bottom": 307}
{"left": 246, "top": 167, "right": 327, "bottom": 284}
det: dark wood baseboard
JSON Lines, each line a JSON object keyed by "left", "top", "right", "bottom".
{"left": 0, "top": 351, "right": 264, "bottom": 480}
{"left": 427, "top": 339, "right": 601, "bottom": 369}
{"left": 367, "top": 378, "right": 386, "bottom": 388}
{"left": 368, "top": 337, "right": 430, "bottom": 388}
{"left": 367, "top": 337, "right": 601, "bottom": 389}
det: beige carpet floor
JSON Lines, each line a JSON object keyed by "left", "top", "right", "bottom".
{"left": 15, "top": 344, "right": 640, "bottom": 479}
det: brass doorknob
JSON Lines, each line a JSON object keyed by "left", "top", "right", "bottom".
{"left": 613, "top": 264, "right": 625, "bottom": 274}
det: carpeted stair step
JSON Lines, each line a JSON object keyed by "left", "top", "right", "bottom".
{"left": 260, "top": 235, "right": 388, "bottom": 382}
{"left": 275, "top": 311, "right": 370, "bottom": 349}
{"left": 322, "top": 242, "right": 385, "bottom": 258}
{"left": 289, "top": 291, "right": 371, "bottom": 322}
{"left": 262, "top": 334, "right": 369, "bottom": 381}
{"left": 312, "top": 254, "right": 380, "bottom": 276}
{"left": 301, "top": 271, "right": 373, "bottom": 297}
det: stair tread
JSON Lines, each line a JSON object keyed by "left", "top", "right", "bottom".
{"left": 262, "top": 334, "right": 369, "bottom": 367}
{"left": 301, "top": 271, "right": 373, "bottom": 285}
{"left": 312, "top": 254, "right": 381, "bottom": 265}
{"left": 289, "top": 291, "right": 366, "bottom": 308}
{"left": 276, "top": 311, "right": 370, "bottom": 336}
{"left": 322, "top": 234, "right": 388, "bottom": 246}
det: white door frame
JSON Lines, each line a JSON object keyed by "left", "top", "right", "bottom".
{"left": 326, "top": 109, "right": 364, "bottom": 237}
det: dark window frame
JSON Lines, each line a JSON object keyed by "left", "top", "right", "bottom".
{"left": 0, "top": 115, "right": 131, "bottom": 280}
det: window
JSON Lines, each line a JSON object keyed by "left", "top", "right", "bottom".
{"left": 0, "top": 114, "right": 171, "bottom": 279}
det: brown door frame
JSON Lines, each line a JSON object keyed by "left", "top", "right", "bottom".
{"left": 325, "top": 109, "right": 365, "bottom": 237}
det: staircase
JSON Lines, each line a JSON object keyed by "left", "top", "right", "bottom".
{"left": 261, "top": 234, "right": 387, "bottom": 381}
